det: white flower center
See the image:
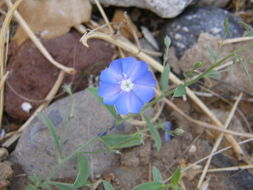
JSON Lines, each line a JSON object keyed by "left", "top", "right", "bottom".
{"left": 120, "top": 79, "right": 134, "bottom": 92}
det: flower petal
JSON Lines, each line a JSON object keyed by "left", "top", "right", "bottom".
{"left": 98, "top": 82, "right": 121, "bottom": 105}
{"left": 109, "top": 59, "right": 123, "bottom": 76}
{"left": 120, "top": 57, "right": 149, "bottom": 79}
{"left": 115, "top": 91, "right": 144, "bottom": 114}
{"left": 133, "top": 71, "right": 156, "bottom": 87}
{"left": 100, "top": 68, "right": 120, "bottom": 83}
{"left": 132, "top": 85, "right": 155, "bottom": 103}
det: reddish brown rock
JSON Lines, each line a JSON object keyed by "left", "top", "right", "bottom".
{"left": 5, "top": 32, "right": 114, "bottom": 120}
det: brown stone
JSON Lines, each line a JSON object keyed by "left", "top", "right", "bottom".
{"left": 5, "top": 32, "right": 114, "bottom": 120}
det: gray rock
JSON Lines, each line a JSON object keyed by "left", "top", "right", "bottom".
{"left": 159, "top": 7, "right": 245, "bottom": 59}
{"left": 10, "top": 90, "right": 124, "bottom": 180}
{"left": 91, "top": 0, "right": 194, "bottom": 18}
{"left": 196, "top": 0, "right": 230, "bottom": 8}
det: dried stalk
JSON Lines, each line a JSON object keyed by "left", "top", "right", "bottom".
{"left": 0, "top": 0, "right": 24, "bottom": 128}
{"left": 197, "top": 93, "right": 243, "bottom": 188}
{"left": 80, "top": 31, "right": 244, "bottom": 156}
{"left": 158, "top": 91, "right": 253, "bottom": 138}
{"left": 222, "top": 36, "right": 253, "bottom": 45}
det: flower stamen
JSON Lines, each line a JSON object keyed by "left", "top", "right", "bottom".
{"left": 120, "top": 79, "right": 134, "bottom": 92}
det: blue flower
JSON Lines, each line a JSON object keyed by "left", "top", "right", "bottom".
{"left": 98, "top": 57, "right": 156, "bottom": 114}
{"left": 164, "top": 121, "right": 172, "bottom": 143}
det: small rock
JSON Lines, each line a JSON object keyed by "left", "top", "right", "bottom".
{"left": 9, "top": 90, "right": 130, "bottom": 180}
{"left": 0, "top": 148, "right": 8, "bottom": 162}
{"left": 159, "top": 7, "right": 245, "bottom": 58}
{"left": 170, "top": 33, "right": 253, "bottom": 94}
{"left": 92, "top": 0, "right": 194, "bottom": 18}
{"left": 0, "top": 161, "right": 13, "bottom": 180}
{"left": 5, "top": 31, "right": 114, "bottom": 120}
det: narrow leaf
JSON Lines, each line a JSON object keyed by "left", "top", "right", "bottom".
{"left": 39, "top": 113, "right": 62, "bottom": 160}
{"left": 205, "top": 69, "right": 220, "bottom": 78}
{"left": 240, "top": 21, "right": 253, "bottom": 31}
{"left": 143, "top": 115, "right": 161, "bottom": 151}
{"left": 87, "top": 88, "right": 119, "bottom": 119}
{"left": 103, "top": 181, "right": 115, "bottom": 190}
{"left": 173, "top": 84, "right": 186, "bottom": 97}
{"left": 26, "top": 185, "right": 37, "bottom": 190}
{"left": 101, "top": 133, "right": 143, "bottom": 149}
{"left": 164, "top": 36, "right": 171, "bottom": 48}
{"left": 152, "top": 166, "right": 163, "bottom": 182}
{"left": 170, "top": 168, "right": 181, "bottom": 185}
{"left": 223, "top": 18, "right": 229, "bottom": 39}
{"left": 40, "top": 183, "right": 53, "bottom": 190}
{"left": 207, "top": 46, "right": 217, "bottom": 62}
{"left": 160, "top": 64, "right": 170, "bottom": 92}
{"left": 246, "top": 30, "right": 253, "bottom": 37}
{"left": 29, "top": 175, "right": 41, "bottom": 185}
{"left": 49, "top": 181, "right": 75, "bottom": 190}
{"left": 171, "top": 184, "right": 181, "bottom": 190}
{"left": 73, "top": 153, "right": 89, "bottom": 188}
{"left": 133, "top": 182, "right": 165, "bottom": 190}
{"left": 194, "top": 61, "right": 203, "bottom": 69}
{"left": 163, "top": 36, "right": 171, "bottom": 65}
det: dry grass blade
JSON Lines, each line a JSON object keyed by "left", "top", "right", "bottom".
{"left": 182, "top": 137, "right": 253, "bottom": 174}
{"left": 4, "top": 0, "right": 76, "bottom": 75}
{"left": 0, "top": 0, "right": 24, "bottom": 128}
{"left": 206, "top": 164, "right": 253, "bottom": 172}
{"left": 197, "top": 93, "right": 243, "bottom": 188}
{"left": 222, "top": 36, "right": 253, "bottom": 44}
{"left": 2, "top": 71, "right": 65, "bottom": 147}
{"left": 80, "top": 31, "right": 244, "bottom": 156}
{"left": 157, "top": 90, "right": 253, "bottom": 138}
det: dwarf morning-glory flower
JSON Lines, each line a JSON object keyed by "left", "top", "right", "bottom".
{"left": 98, "top": 57, "right": 156, "bottom": 115}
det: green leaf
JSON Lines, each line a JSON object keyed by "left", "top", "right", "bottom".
{"left": 194, "top": 61, "right": 204, "bottom": 69}
{"left": 207, "top": 46, "right": 217, "bottom": 62}
{"left": 39, "top": 113, "right": 62, "bottom": 160}
{"left": 240, "top": 21, "right": 253, "bottom": 31}
{"left": 49, "top": 181, "right": 75, "bottom": 190}
{"left": 152, "top": 166, "right": 163, "bottom": 182}
{"left": 160, "top": 64, "right": 170, "bottom": 92}
{"left": 29, "top": 175, "right": 41, "bottom": 185}
{"left": 171, "top": 184, "right": 181, "bottom": 190}
{"left": 173, "top": 84, "right": 186, "bottom": 97}
{"left": 143, "top": 115, "right": 161, "bottom": 151}
{"left": 87, "top": 88, "right": 119, "bottom": 119}
{"left": 133, "top": 182, "right": 166, "bottom": 190}
{"left": 103, "top": 181, "right": 115, "bottom": 190}
{"left": 40, "top": 183, "right": 53, "bottom": 190}
{"left": 223, "top": 18, "right": 229, "bottom": 39}
{"left": 63, "top": 84, "right": 73, "bottom": 95}
{"left": 164, "top": 36, "right": 171, "bottom": 48}
{"left": 205, "top": 69, "right": 220, "bottom": 78}
{"left": 26, "top": 184, "right": 37, "bottom": 190}
{"left": 73, "top": 153, "right": 89, "bottom": 188}
{"left": 101, "top": 133, "right": 143, "bottom": 149}
{"left": 246, "top": 30, "right": 253, "bottom": 37}
{"left": 170, "top": 168, "right": 181, "bottom": 185}
{"left": 163, "top": 36, "right": 171, "bottom": 65}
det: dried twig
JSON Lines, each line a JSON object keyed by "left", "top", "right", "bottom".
{"left": 0, "top": 0, "right": 24, "bottom": 128}
{"left": 206, "top": 164, "right": 253, "bottom": 172}
{"left": 80, "top": 31, "right": 245, "bottom": 156}
{"left": 197, "top": 93, "right": 243, "bottom": 188}
{"left": 222, "top": 36, "right": 253, "bottom": 45}
{"left": 158, "top": 91, "right": 252, "bottom": 138}
{"left": 4, "top": 0, "right": 75, "bottom": 74}
{"left": 181, "top": 137, "right": 253, "bottom": 174}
